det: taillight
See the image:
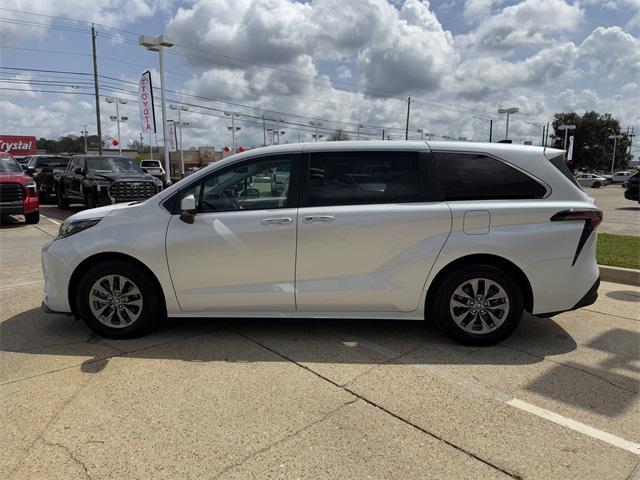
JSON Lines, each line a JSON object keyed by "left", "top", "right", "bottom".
{"left": 551, "top": 209, "right": 603, "bottom": 265}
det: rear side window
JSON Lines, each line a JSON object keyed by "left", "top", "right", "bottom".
{"left": 306, "top": 151, "right": 418, "bottom": 206}
{"left": 548, "top": 153, "right": 580, "bottom": 188}
{"left": 433, "top": 152, "right": 547, "bottom": 200}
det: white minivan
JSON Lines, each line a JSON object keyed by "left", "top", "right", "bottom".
{"left": 42, "top": 141, "right": 602, "bottom": 345}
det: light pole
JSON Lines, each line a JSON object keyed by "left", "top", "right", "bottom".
{"left": 497, "top": 107, "right": 519, "bottom": 140}
{"left": 609, "top": 134, "right": 624, "bottom": 174}
{"left": 357, "top": 124, "right": 364, "bottom": 140}
{"left": 105, "top": 97, "right": 128, "bottom": 155}
{"left": 224, "top": 111, "right": 241, "bottom": 151}
{"left": 310, "top": 121, "right": 323, "bottom": 142}
{"left": 139, "top": 34, "right": 175, "bottom": 184}
{"left": 417, "top": 128, "right": 424, "bottom": 141}
{"left": 312, "top": 134, "right": 323, "bottom": 141}
{"left": 473, "top": 116, "right": 494, "bottom": 142}
{"left": 558, "top": 124, "right": 576, "bottom": 151}
{"left": 170, "top": 104, "right": 189, "bottom": 175}
{"left": 81, "top": 125, "right": 88, "bottom": 154}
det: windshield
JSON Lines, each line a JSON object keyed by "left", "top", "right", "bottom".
{"left": 33, "top": 157, "right": 69, "bottom": 169}
{"left": 0, "top": 156, "right": 22, "bottom": 173}
{"left": 86, "top": 157, "right": 143, "bottom": 173}
{"left": 141, "top": 161, "right": 161, "bottom": 168}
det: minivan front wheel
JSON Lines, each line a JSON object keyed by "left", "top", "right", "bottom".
{"left": 431, "top": 265, "right": 523, "bottom": 346}
{"left": 76, "top": 261, "right": 163, "bottom": 338}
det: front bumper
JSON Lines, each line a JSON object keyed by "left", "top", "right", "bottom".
{"left": 0, "top": 201, "right": 24, "bottom": 214}
{"left": 41, "top": 237, "right": 78, "bottom": 314}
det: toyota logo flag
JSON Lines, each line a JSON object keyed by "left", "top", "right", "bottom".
{"left": 138, "top": 71, "right": 156, "bottom": 134}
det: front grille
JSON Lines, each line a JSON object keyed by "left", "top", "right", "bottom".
{"left": 109, "top": 181, "right": 156, "bottom": 203}
{"left": 0, "top": 183, "right": 24, "bottom": 203}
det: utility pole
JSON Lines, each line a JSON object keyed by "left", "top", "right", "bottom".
{"left": 91, "top": 25, "right": 103, "bottom": 155}
{"left": 609, "top": 134, "right": 624, "bottom": 174}
{"left": 405, "top": 96, "right": 411, "bottom": 140}
{"left": 382, "top": 129, "right": 385, "bottom": 140}
{"left": 310, "top": 121, "right": 322, "bottom": 142}
{"left": 262, "top": 115, "right": 266, "bottom": 146}
{"left": 81, "top": 125, "right": 88, "bottom": 154}
{"left": 544, "top": 122, "right": 550, "bottom": 147}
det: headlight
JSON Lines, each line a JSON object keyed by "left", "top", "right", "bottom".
{"left": 153, "top": 177, "right": 163, "bottom": 191}
{"left": 58, "top": 218, "right": 101, "bottom": 238}
{"left": 25, "top": 180, "right": 37, "bottom": 196}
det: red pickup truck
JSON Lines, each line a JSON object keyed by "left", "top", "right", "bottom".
{"left": 0, "top": 153, "right": 40, "bottom": 224}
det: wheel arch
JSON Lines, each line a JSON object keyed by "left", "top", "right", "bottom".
{"left": 68, "top": 252, "right": 166, "bottom": 317}
{"left": 425, "top": 253, "right": 534, "bottom": 315}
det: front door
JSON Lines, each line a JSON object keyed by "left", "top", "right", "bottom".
{"left": 295, "top": 150, "right": 451, "bottom": 312}
{"left": 166, "top": 154, "right": 300, "bottom": 312}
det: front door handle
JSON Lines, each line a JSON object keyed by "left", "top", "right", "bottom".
{"left": 260, "top": 217, "right": 293, "bottom": 226}
{"left": 303, "top": 215, "right": 335, "bottom": 224}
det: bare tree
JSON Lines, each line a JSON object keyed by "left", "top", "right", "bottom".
{"left": 327, "top": 129, "right": 351, "bottom": 141}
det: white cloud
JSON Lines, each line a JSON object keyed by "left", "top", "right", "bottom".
{"left": 461, "top": 0, "right": 585, "bottom": 51}
{"left": 578, "top": 26, "right": 640, "bottom": 82}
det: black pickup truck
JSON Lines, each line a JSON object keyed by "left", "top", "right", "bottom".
{"left": 24, "top": 155, "right": 70, "bottom": 202}
{"left": 55, "top": 155, "right": 163, "bottom": 209}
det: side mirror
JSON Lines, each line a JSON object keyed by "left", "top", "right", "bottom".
{"left": 21, "top": 164, "right": 29, "bottom": 171}
{"left": 74, "top": 167, "right": 84, "bottom": 175}
{"left": 179, "top": 194, "right": 197, "bottom": 224}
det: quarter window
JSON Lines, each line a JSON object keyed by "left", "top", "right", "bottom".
{"left": 306, "top": 151, "right": 419, "bottom": 206}
{"left": 433, "top": 153, "right": 547, "bottom": 200}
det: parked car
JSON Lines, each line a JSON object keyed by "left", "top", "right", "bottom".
{"left": 139, "top": 160, "right": 165, "bottom": 184}
{"left": 24, "top": 155, "right": 70, "bottom": 202}
{"left": 42, "top": 141, "right": 602, "bottom": 346}
{"left": 0, "top": 153, "right": 39, "bottom": 224}
{"left": 55, "top": 155, "right": 163, "bottom": 209}
{"left": 575, "top": 173, "right": 606, "bottom": 188}
{"left": 624, "top": 172, "right": 639, "bottom": 202}
{"left": 605, "top": 171, "right": 632, "bottom": 184}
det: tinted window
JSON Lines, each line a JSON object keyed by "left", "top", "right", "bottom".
{"left": 434, "top": 153, "right": 547, "bottom": 200}
{"left": 179, "top": 155, "right": 293, "bottom": 213}
{"left": 33, "top": 157, "right": 70, "bottom": 169}
{"left": 307, "top": 151, "right": 418, "bottom": 206}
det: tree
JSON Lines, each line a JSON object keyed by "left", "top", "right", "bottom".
{"left": 327, "top": 129, "right": 350, "bottom": 141}
{"left": 551, "top": 111, "right": 631, "bottom": 172}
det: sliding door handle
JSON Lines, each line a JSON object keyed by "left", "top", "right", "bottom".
{"left": 303, "top": 215, "right": 335, "bottom": 224}
{"left": 260, "top": 217, "right": 293, "bottom": 226}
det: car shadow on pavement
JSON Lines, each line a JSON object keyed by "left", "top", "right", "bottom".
{"left": 3, "top": 307, "right": 638, "bottom": 416}
{"left": 606, "top": 290, "right": 640, "bottom": 302}
{"left": 0, "top": 215, "right": 28, "bottom": 228}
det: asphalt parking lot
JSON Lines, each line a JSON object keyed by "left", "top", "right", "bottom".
{"left": 1, "top": 205, "right": 639, "bottom": 479}
{"left": 588, "top": 184, "right": 639, "bottom": 236}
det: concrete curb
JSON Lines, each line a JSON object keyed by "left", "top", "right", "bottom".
{"left": 599, "top": 265, "right": 640, "bottom": 286}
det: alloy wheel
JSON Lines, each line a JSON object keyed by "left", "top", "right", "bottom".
{"left": 89, "top": 274, "right": 143, "bottom": 328}
{"left": 449, "top": 278, "right": 510, "bottom": 335}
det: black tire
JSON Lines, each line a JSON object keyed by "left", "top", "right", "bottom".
{"left": 57, "top": 187, "right": 69, "bottom": 209}
{"left": 592, "top": 182, "right": 601, "bottom": 189}
{"left": 429, "top": 264, "right": 523, "bottom": 346}
{"left": 25, "top": 210, "right": 40, "bottom": 224}
{"left": 76, "top": 261, "right": 165, "bottom": 339}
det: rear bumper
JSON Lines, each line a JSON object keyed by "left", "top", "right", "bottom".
{"left": 536, "top": 277, "right": 599, "bottom": 318}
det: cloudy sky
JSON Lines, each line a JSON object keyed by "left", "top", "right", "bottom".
{"left": 0, "top": 0, "right": 638, "bottom": 150}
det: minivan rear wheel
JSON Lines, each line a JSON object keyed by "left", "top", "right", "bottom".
{"left": 430, "top": 264, "right": 523, "bottom": 346}
{"left": 76, "top": 261, "right": 164, "bottom": 338}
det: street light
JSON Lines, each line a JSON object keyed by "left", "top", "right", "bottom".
{"left": 609, "top": 134, "right": 624, "bottom": 174}
{"left": 81, "top": 124, "right": 88, "bottom": 154}
{"left": 310, "top": 121, "right": 323, "bottom": 142}
{"left": 170, "top": 104, "right": 189, "bottom": 175}
{"left": 105, "top": 97, "right": 128, "bottom": 155}
{"left": 558, "top": 124, "right": 576, "bottom": 151}
{"left": 139, "top": 34, "right": 175, "bottom": 184}
{"left": 224, "top": 111, "right": 241, "bottom": 151}
{"left": 357, "top": 124, "right": 364, "bottom": 140}
{"left": 497, "top": 107, "right": 519, "bottom": 140}
{"left": 417, "top": 128, "right": 424, "bottom": 141}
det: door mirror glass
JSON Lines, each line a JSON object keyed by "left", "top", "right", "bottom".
{"left": 180, "top": 194, "right": 197, "bottom": 223}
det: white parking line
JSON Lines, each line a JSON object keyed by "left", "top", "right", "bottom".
{"left": 40, "top": 214, "right": 60, "bottom": 226}
{"left": 347, "top": 335, "right": 640, "bottom": 456}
